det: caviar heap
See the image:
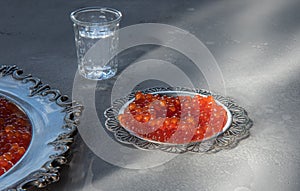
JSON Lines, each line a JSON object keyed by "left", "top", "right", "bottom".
{"left": 0, "top": 97, "right": 32, "bottom": 176}
{"left": 118, "top": 92, "right": 228, "bottom": 144}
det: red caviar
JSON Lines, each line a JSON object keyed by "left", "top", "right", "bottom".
{"left": 118, "top": 92, "right": 227, "bottom": 144}
{"left": 0, "top": 97, "right": 32, "bottom": 176}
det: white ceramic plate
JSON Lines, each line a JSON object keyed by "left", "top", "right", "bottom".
{"left": 118, "top": 90, "right": 232, "bottom": 144}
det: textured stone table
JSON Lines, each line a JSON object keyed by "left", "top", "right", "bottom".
{"left": 0, "top": 0, "right": 299, "bottom": 190}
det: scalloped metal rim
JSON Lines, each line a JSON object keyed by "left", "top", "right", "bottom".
{"left": 0, "top": 65, "right": 83, "bottom": 191}
{"left": 104, "top": 87, "right": 253, "bottom": 154}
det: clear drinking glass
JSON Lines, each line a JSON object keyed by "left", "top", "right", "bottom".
{"left": 70, "top": 7, "right": 122, "bottom": 80}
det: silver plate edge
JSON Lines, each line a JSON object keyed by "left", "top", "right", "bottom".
{"left": 104, "top": 86, "right": 253, "bottom": 154}
{"left": 0, "top": 65, "right": 83, "bottom": 190}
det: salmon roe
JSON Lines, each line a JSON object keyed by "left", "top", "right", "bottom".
{"left": 118, "top": 92, "right": 228, "bottom": 144}
{"left": 0, "top": 97, "right": 32, "bottom": 176}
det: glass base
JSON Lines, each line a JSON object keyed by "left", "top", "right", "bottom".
{"left": 79, "top": 66, "right": 117, "bottom": 80}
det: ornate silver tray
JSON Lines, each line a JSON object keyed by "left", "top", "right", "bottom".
{"left": 0, "top": 65, "right": 83, "bottom": 191}
{"left": 104, "top": 87, "right": 253, "bottom": 154}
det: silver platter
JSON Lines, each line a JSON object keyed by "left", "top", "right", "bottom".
{"left": 0, "top": 65, "right": 83, "bottom": 191}
{"left": 104, "top": 87, "right": 253, "bottom": 154}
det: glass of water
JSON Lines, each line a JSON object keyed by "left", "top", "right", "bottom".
{"left": 70, "top": 7, "right": 122, "bottom": 80}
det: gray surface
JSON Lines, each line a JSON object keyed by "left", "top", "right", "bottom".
{"left": 1, "top": 0, "right": 300, "bottom": 191}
